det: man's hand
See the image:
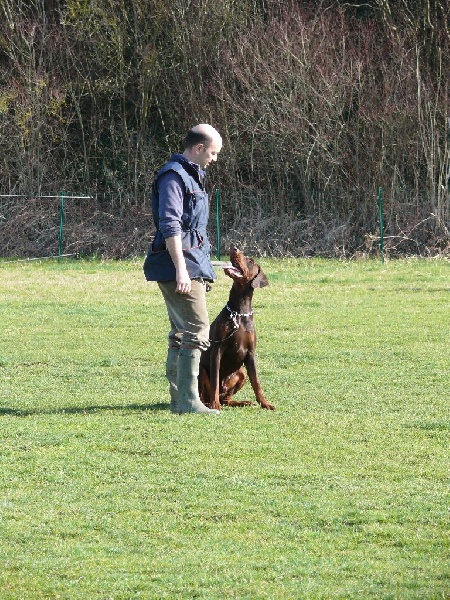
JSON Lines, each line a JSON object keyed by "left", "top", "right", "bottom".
{"left": 175, "top": 267, "right": 191, "bottom": 294}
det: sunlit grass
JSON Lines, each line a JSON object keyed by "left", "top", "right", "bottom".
{"left": 0, "top": 257, "right": 449, "bottom": 599}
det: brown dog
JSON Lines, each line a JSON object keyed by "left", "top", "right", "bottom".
{"left": 199, "top": 247, "right": 275, "bottom": 411}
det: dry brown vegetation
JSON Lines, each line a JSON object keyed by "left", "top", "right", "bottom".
{"left": 0, "top": 0, "right": 449, "bottom": 258}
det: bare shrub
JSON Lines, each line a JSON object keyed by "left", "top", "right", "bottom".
{"left": 0, "top": 1, "right": 448, "bottom": 258}
{"left": 209, "top": 2, "right": 449, "bottom": 256}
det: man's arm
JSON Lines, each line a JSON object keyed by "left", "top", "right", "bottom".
{"left": 157, "top": 172, "right": 191, "bottom": 293}
{"left": 166, "top": 235, "right": 191, "bottom": 294}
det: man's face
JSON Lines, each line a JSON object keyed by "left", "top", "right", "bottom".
{"left": 197, "top": 138, "right": 222, "bottom": 169}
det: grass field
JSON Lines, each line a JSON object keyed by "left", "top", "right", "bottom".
{"left": 0, "top": 257, "right": 449, "bottom": 599}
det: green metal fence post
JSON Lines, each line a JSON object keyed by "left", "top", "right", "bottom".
{"left": 58, "top": 191, "right": 65, "bottom": 263}
{"left": 378, "top": 186, "right": 384, "bottom": 263}
{"left": 215, "top": 188, "right": 221, "bottom": 261}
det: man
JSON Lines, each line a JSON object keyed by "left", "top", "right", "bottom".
{"left": 143, "top": 124, "right": 222, "bottom": 415}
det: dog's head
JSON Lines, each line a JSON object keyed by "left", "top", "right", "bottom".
{"left": 223, "top": 247, "right": 268, "bottom": 289}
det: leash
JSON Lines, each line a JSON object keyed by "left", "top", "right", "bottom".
{"left": 209, "top": 304, "right": 253, "bottom": 343}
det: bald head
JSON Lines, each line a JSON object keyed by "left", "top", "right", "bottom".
{"left": 183, "top": 124, "right": 222, "bottom": 151}
{"left": 183, "top": 123, "right": 222, "bottom": 169}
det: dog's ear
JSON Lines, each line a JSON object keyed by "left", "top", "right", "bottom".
{"left": 252, "top": 269, "right": 269, "bottom": 288}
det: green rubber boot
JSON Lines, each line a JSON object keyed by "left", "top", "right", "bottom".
{"left": 166, "top": 347, "right": 179, "bottom": 414}
{"left": 177, "top": 348, "right": 220, "bottom": 415}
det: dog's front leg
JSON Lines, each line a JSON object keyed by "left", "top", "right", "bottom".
{"left": 209, "top": 345, "right": 223, "bottom": 411}
{"left": 245, "top": 352, "right": 275, "bottom": 410}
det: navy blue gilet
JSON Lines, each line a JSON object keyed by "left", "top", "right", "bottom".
{"left": 143, "top": 159, "right": 216, "bottom": 282}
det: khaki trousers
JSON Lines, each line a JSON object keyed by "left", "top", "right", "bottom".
{"left": 157, "top": 279, "right": 210, "bottom": 351}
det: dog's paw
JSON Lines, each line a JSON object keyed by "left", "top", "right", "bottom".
{"left": 261, "top": 402, "right": 275, "bottom": 410}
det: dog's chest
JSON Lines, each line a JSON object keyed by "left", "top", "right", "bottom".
{"left": 223, "top": 332, "right": 254, "bottom": 363}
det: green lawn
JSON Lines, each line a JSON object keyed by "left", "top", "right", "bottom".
{"left": 0, "top": 257, "right": 449, "bottom": 599}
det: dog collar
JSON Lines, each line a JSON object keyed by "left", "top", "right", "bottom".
{"left": 209, "top": 304, "right": 253, "bottom": 344}
{"left": 226, "top": 304, "right": 253, "bottom": 326}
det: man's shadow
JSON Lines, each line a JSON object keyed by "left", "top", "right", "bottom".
{"left": 0, "top": 402, "right": 170, "bottom": 417}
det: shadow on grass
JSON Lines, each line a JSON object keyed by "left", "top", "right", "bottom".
{"left": 0, "top": 402, "right": 170, "bottom": 417}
